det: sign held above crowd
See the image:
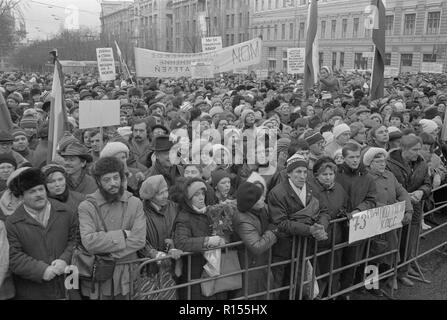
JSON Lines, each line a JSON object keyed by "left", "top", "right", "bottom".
{"left": 96, "top": 48, "right": 116, "bottom": 82}
{"left": 79, "top": 100, "right": 120, "bottom": 129}
{"left": 134, "top": 38, "right": 262, "bottom": 78}
{"left": 287, "top": 48, "right": 305, "bottom": 74}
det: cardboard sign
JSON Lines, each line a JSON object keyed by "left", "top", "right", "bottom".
{"left": 384, "top": 66, "right": 399, "bottom": 78}
{"left": 420, "top": 62, "right": 443, "bottom": 74}
{"left": 79, "top": 100, "right": 120, "bottom": 129}
{"left": 349, "top": 202, "right": 405, "bottom": 244}
{"left": 287, "top": 48, "right": 305, "bottom": 74}
{"left": 191, "top": 62, "right": 214, "bottom": 79}
{"left": 135, "top": 38, "right": 262, "bottom": 78}
{"left": 202, "top": 37, "right": 223, "bottom": 52}
{"left": 256, "top": 69, "right": 269, "bottom": 80}
{"left": 96, "top": 48, "right": 116, "bottom": 81}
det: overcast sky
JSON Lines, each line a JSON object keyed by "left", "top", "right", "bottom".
{"left": 21, "top": 0, "right": 132, "bottom": 40}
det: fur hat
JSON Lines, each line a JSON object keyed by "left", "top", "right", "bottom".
{"left": 264, "top": 99, "right": 281, "bottom": 114}
{"left": 0, "top": 153, "right": 17, "bottom": 169}
{"left": 92, "top": 157, "right": 125, "bottom": 180}
{"left": 9, "top": 168, "right": 46, "bottom": 197}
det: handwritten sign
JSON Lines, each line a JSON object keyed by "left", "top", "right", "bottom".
{"left": 79, "top": 100, "right": 120, "bottom": 129}
{"left": 191, "top": 62, "right": 214, "bottom": 79}
{"left": 96, "top": 48, "right": 116, "bottom": 81}
{"left": 420, "top": 62, "right": 443, "bottom": 74}
{"left": 135, "top": 38, "right": 262, "bottom": 78}
{"left": 202, "top": 37, "right": 223, "bottom": 52}
{"left": 349, "top": 202, "right": 405, "bottom": 244}
{"left": 256, "top": 69, "right": 269, "bottom": 80}
{"left": 384, "top": 66, "right": 399, "bottom": 78}
{"left": 287, "top": 48, "right": 305, "bottom": 74}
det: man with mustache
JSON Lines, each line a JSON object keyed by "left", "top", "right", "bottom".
{"left": 78, "top": 157, "right": 146, "bottom": 300}
{"left": 129, "top": 119, "right": 152, "bottom": 167}
{"left": 5, "top": 168, "right": 78, "bottom": 299}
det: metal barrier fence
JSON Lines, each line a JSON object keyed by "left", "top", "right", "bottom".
{"left": 98, "top": 185, "right": 447, "bottom": 300}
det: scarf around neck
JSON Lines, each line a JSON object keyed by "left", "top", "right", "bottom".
{"left": 0, "top": 190, "right": 23, "bottom": 217}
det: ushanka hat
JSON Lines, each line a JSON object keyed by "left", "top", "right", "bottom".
{"left": 9, "top": 168, "right": 46, "bottom": 197}
{"left": 236, "top": 182, "right": 263, "bottom": 213}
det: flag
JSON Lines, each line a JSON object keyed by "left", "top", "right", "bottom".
{"left": 0, "top": 92, "right": 13, "bottom": 132}
{"left": 47, "top": 59, "right": 68, "bottom": 163}
{"left": 115, "top": 41, "right": 132, "bottom": 82}
{"left": 304, "top": 0, "right": 319, "bottom": 94}
{"left": 370, "top": 0, "right": 386, "bottom": 100}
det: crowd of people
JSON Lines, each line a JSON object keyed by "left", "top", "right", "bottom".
{"left": 0, "top": 66, "right": 446, "bottom": 300}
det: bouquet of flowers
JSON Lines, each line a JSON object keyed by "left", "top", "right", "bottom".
{"left": 206, "top": 200, "right": 237, "bottom": 243}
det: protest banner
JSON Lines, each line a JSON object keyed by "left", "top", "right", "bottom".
{"left": 96, "top": 48, "right": 116, "bottom": 81}
{"left": 191, "top": 62, "right": 214, "bottom": 79}
{"left": 202, "top": 36, "right": 223, "bottom": 52}
{"left": 287, "top": 48, "right": 305, "bottom": 74}
{"left": 134, "top": 37, "right": 262, "bottom": 78}
{"left": 420, "top": 62, "right": 443, "bottom": 74}
{"left": 349, "top": 202, "right": 405, "bottom": 244}
{"left": 233, "top": 68, "right": 249, "bottom": 74}
{"left": 256, "top": 69, "right": 269, "bottom": 80}
{"left": 79, "top": 100, "right": 120, "bottom": 129}
{"left": 384, "top": 66, "right": 399, "bottom": 78}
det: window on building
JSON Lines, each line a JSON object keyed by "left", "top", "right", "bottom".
{"left": 226, "top": 34, "right": 230, "bottom": 46}
{"left": 332, "top": 52, "right": 337, "bottom": 70}
{"left": 282, "top": 24, "right": 286, "bottom": 39}
{"left": 226, "top": 15, "right": 230, "bottom": 28}
{"left": 283, "top": 60, "right": 288, "bottom": 71}
{"left": 403, "top": 13, "right": 416, "bottom": 35}
{"left": 354, "top": 53, "right": 368, "bottom": 69}
{"left": 289, "top": 23, "right": 294, "bottom": 40}
{"left": 268, "top": 60, "right": 277, "bottom": 70}
{"left": 423, "top": 54, "right": 437, "bottom": 62}
{"left": 256, "top": 0, "right": 259, "bottom": 11}
{"left": 268, "top": 47, "right": 277, "bottom": 58}
{"left": 331, "top": 19, "right": 336, "bottom": 39}
{"left": 268, "top": 0, "right": 272, "bottom": 9}
{"left": 427, "top": 12, "right": 440, "bottom": 35}
{"left": 283, "top": 51, "right": 288, "bottom": 59}
{"left": 274, "top": 24, "right": 278, "bottom": 39}
{"left": 319, "top": 52, "right": 324, "bottom": 69}
{"left": 385, "top": 15, "right": 394, "bottom": 36}
{"left": 267, "top": 25, "right": 271, "bottom": 39}
{"left": 384, "top": 53, "right": 391, "bottom": 65}
{"left": 340, "top": 52, "right": 345, "bottom": 68}
{"left": 341, "top": 19, "right": 347, "bottom": 38}
{"left": 401, "top": 53, "right": 413, "bottom": 66}
{"left": 231, "top": 34, "right": 235, "bottom": 45}
{"left": 299, "top": 22, "right": 305, "bottom": 40}
{"left": 231, "top": 14, "right": 235, "bottom": 28}
{"left": 276, "top": 0, "right": 279, "bottom": 9}
{"left": 321, "top": 20, "right": 326, "bottom": 39}
{"left": 239, "top": 13, "right": 243, "bottom": 26}
{"left": 353, "top": 17, "right": 359, "bottom": 38}
{"left": 300, "top": 0, "right": 306, "bottom": 4}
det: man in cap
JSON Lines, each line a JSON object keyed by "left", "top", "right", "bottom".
{"left": 144, "top": 135, "right": 183, "bottom": 187}
{"left": 60, "top": 142, "right": 97, "bottom": 195}
{"left": 78, "top": 157, "right": 146, "bottom": 300}
{"left": 6, "top": 168, "right": 77, "bottom": 299}
{"left": 268, "top": 154, "right": 329, "bottom": 299}
{"left": 0, "top": 131, "right": 27, "bottom": 168}
{"left": 304, "top": 130, "right": 326, "bottom": 170}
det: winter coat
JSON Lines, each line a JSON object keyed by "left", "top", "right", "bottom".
{"left": 78, "top": 190, "right": 146, "bottom": 299}
{"left": 31, "top": 139, "right": 48, "bottom": 168}
{"left": 143, "top": 201, "right": 179, "bottom": 258}
{"left": 0, "top": 220, "right": 14, "bottom": 300}
{"left": 324, "top": 140, "right": 343, "bottom": 159}
{"left": 174, "top": 202, "right": 220, "bottom": 300}
{"left": 67, "top": 172, "right": 97, "bottom": 196}
{"left": 268, "top": 180, "right": 330, "bottom": 259}
{"left": 232, "top": 207, "right": 277, "bottom": 299}
{"left": 129, "top": 139, "right": 152, "bottom": 167}
{"left": 6, "top": 200, "right": 78, "bottom": 300}
{"left": 386, "top": 149, "right": 432, "bottom": 222}
{"left": 367, "top": 169, "right": 413, "bottom": 265}
{"left": 319, "top": 76, "right": 341, "bottom": 96}
{"left": 335, "top": 163, "right": 377, "bottom": 214}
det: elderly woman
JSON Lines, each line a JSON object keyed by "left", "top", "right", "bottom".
{"left": 232, "top": 181, "right": 277, "bottom": 300}
{"left": 308, "top": 157, "right": 349, "bottom": 298}
{"left": 367, "top": 125, "right": 390, "bottom": 150}
{"left": 363, "top": 147, "right": 413, "bottom": 292}
{"left": 41, "top": 164, "right": 85, "bottom": 210}
{"left": 174, "top": 178, "right": 227, "bottom": 300}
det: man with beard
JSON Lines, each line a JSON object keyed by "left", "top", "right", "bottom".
{"left": 144, "top": 135, "right": 183, "bottom": 187}
{"left": 6, "top": 168, "right": 77, "bottom": 299}
{"left": 78, "top": 157, "right": 146, "bottom": 300}
{"left": 129, "top": 119, "right": 152, "bottom": 167}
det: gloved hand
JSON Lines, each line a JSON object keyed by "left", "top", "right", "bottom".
{"left": 168, "top": 248, "right": 183, "bottom": 260}
{"left": 42, "top": 266, "right": 57, "bottom": 281}
{"left": 402, "top": 212, "right": 412, "bottom": 226}
{"left": 51, "top": 259, "right": 68, "bottom": 276}
{"left": 207, "top": 236, "right": 225, "bottom": 248}
{"left": 310, "top": 224, "right": 328, "bottom": 241}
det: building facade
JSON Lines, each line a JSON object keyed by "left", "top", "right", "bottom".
{"left": 172, "top": 0, "right": 251, "bottom": 53}
{"left": 250, "top": 0, "right": 447, "bottom": 74}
